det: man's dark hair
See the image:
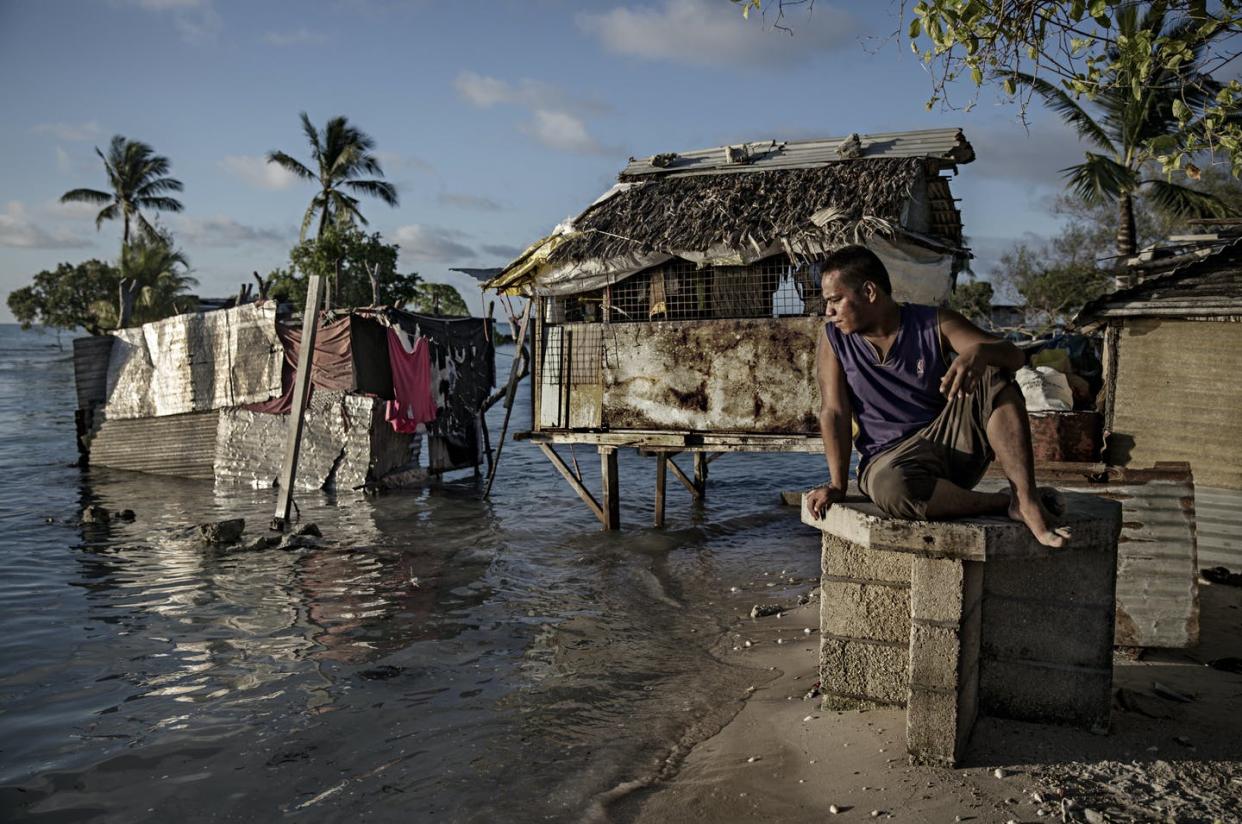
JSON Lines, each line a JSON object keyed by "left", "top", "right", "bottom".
{"left": 819, "top": 245, "right": 892, "bottom": 295}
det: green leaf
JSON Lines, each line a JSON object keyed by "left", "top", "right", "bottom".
{"left": 971, "top": 66, "right": 983, "bottom": 85}
{"left": 908, "top": 16, "right": 920, "bottom": 39}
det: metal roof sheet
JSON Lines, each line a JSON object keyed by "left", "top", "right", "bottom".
{"left": 619, "top": 128, "right": 974, "bottom": 179}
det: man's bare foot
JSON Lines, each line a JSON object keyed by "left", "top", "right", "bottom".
{"left": 1007, "top": 488, "right": 1072, "bottom": 548}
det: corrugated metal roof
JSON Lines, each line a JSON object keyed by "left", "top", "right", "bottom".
{"left": 88, "top": 411, "right": 220, "bottom": 480}
{"left": 1075, "top": 237, "right": 1242, "bottom": 325}
{"left": 619, "top": 128, "right": 974, "bottom": 179}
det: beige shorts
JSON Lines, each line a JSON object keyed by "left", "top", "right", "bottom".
{"left": 858, "top": 366, "right": 1015, "bottom": 520}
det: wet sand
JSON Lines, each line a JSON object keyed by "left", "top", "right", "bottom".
{"left": 618, "top": 579, "right": 1242, "bottom": 823}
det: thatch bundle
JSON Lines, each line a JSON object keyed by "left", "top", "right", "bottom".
{"left": 550, "top": 157, "right": 924, "bottom": 265}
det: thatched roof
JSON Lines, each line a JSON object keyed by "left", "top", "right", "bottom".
{"left": 549, "top": 157, "right": 924, "bottom": 265}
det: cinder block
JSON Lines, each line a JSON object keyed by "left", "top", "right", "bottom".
{"left": 821, "top": 535, "right": 911, "bottom": 583}
{"left": 907, "top": 685, "right": 976, "bottom": 766}
{"left": 979, "top": 659, "right": 1111, "bottom": 730}
{"left": 983, "top": 550, "right": 1117, "bottom": 606}
{"left": 910, "top": 558, "right": 983, "bottom": 622}
{"left": 909, "top": 622, "right": 974, "bottom": 692}
{"left": 821, "top": 580, "right": 910, "bottom": 643}
{"left": 820, "top": 637, "right": 908, "bottom": 707}
{"left": 981, "top": 596, "right": 1115, "bottom": 670}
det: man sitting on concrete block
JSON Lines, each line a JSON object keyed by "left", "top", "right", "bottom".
{"left": 805, "top": 245, "right": 1071, "bottom": 548}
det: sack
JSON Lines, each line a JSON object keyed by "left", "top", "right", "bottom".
{"left": 1016, "top": 366, "right": 1073, "bottom": 412}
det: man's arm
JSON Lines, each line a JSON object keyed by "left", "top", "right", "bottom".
{"left": 938, "top": 308, "right": 1024, "bottom": 400}
{"left": 807, "top": 328, "right": 852, "bottom": 518}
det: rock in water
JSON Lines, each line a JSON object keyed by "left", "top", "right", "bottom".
{"left": 115, "top": 509, "right": 136, "bottom": 522}
{"left": 199, "top": 518, "right": 245, "bottom": 545}
{"left": 294, "top": 523, "right": 321, "bottom": 538}
{"left": 81, "top": 505, "right": 109, "bottom": 524}
{"left": 750, "top": 604, "right": 783, "bottom": 618}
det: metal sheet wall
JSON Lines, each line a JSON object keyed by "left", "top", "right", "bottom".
{"left": 73, "top": 336, "right": 114, "bottom": 410}
{"left": 1197, "top": 485, "right": 1242, "bottom": 572}
{"left": 88, "top": 411, "right": 220, "bottom": 480}
{"left": 1109, "top": 319, "right": 1242, "bottom": 488}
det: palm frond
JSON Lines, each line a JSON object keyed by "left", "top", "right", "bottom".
{"left": 1009, "top": 72, "right": 1114, "bottom": 151}
{"left": 1063, "top": 153, "right": 1138, "bottom": 205}
{"left": 299, "top": 112, "right": 322, "bottom": 166}
{"left": 135, "top": 176, "right": 184, "bottom": 197}
{"left": 299, "top": 200, "right": 320, "bottom": 242}
{"left": 60, "top": 187, "right": 112, "bottom": 205}
{"left": 343, "top": 178, "right": 398, "bottom": 206}
{"left": 265, "top": 151, "right": 316, "bottom": 180}
{"left": 138, "top": 196, "right": 184, "bottom": 213}
{"left": 94, "top": 203, "right": 120, "bottom": 230}
{"left": 1142, "top": 178, "right": 1232, "bottom": 218}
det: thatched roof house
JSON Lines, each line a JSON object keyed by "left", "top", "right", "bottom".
{"left": 488, "top": 129, "right": 976, "bottom": 528}
{"left": 488, "top": 129, "right": 974, "bottom": 301}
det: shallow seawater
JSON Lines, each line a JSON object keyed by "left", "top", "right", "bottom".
{"left": 0, "top": 324, "right": 829, "bottom": 823}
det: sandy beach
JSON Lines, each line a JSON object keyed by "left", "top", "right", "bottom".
{"left": 617, "top": 578, "right": 1242, "bottom": 823}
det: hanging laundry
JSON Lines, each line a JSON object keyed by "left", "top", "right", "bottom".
{"left": 385, "top": 327, "right": 438, "bottom": 433}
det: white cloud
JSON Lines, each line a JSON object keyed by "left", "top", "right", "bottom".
{"left": 437, "top": 192, "right": 503, "bottom": 211}
{"left": 263, "top": 28, "right": 327, "bottom": 46}
{"left": 118, "top": 0, "right": 220, "bottom": 42}
{"left": 55, "top": 147, "right": 72, "bottom": 174}
{"left": 454, "top": 70, "right": 616, "bottom": 155}
{"left": 0, "top": 202, "right": 92, "bottom": 249}
{"left": 173, "top": 215, "right": 289, "bottom": 246}
{"left": 374, "top": 150, "right": 434, "bottom": 174}
{"left": 46, "top": 198, "right": 101, "bottom": 220}
{"left": 219, "top": 155, "right": 301, "bottom": 191}
{"left": 392, "top": 224, "right": 476, "bottom": 262}
{"left": 454, "top": 71, "right": 609, "bottom": 115}
{"left": 523, "top": 109, "right": 606, "bottom": 154}
{"left": 32, "top": 121, "right": 102, "bottom": 142}
{"left": 577, "top": 0, "right": 856, "bottom": 68}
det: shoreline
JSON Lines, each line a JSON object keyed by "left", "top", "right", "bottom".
{"left": 616, "top": 580, "right": 1242, "bottom": 823}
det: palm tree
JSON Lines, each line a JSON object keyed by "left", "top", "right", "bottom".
{"left": 1011, "top": 3, "right": 1231, "bottom": 268}
{"left": 60, "top": 135, "right": 184, "bottom": 250}
{"left": 266, "top": 113, "right": 399, "bottom": 242}
{"left": 91, "top": 229, "right": 197, "bottom": 328}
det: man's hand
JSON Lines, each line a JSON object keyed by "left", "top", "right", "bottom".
{"left": 806, "top": 484, "right": 846, "bottom": 519}
{"left": 939, "top": 344, "right": 986, "bottom": 401}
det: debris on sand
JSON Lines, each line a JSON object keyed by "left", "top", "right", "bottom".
{"left": 750, "top": 604, "right": 783, "bottom": 619}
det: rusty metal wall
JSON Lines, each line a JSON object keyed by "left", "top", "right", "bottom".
{"left": 104, "top": 303, "right": 284, "bottom": 420}
{"left": 72, "top": 336, "right": 114, "bottom": 410}
{"left": 1108, "top": 318, "right": 1242, "bottom": 488}
{"left": 599, "top": 316, "right": 821, "bottom": 433}
{"left": 88, "top": 411, "right": 220, "bottom": 480}
{"left": 1197, "top": 485, "right": 1242, "bottom": 572}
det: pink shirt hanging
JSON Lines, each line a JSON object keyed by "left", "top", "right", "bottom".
{"left": 385, "top": 328, "right": 438, "bottom": 433}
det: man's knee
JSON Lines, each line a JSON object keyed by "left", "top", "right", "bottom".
{"left": 867, "top": 465, "right": 932, "bottom": 520}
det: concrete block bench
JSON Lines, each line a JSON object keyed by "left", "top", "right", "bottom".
{"left": 801, "top": 492, "right": 1121, "bottom": 766}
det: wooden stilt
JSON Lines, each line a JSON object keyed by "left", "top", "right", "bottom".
{"left": 538, "top": 443, "right": 604, "bottom": 524}
{"left": 666, "top": 455, "right": 702, "bottom": 500}
{"left": 482, "top": 301, "right": 533, "bottom": 499}
{"left": 273, "top": 274, "right": 324, "bottom": 530}
{"left": 654, "top": 453, "right": 667, "bottom": 528}
{"left": 693, "top": 452, "right": 709, "bottom": 499}
{"left": 600, "top": 446, "right": 620, "bottom": 530}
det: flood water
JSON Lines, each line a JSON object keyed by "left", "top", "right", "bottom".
{"left": 0, "top": 324, "right": 830, "bottom": 823}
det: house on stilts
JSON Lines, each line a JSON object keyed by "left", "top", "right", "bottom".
{"left": 486, "top": 128, "right": 977, "bottom": 528}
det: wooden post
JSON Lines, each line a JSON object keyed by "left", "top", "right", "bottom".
{"left": 538, "top": 443, "right": 604, "bottom": 524}
{"left": 273, "top": 274, "right": 324, "bottom": 530}
{"left": 693, "top": 452, "right": 709, "bottom": 499}
{"left": 482, "top": 300, "right": 533, "bottom": 498}
{"left": 654, "top": 453, "right": 667, "bottom": 528}
{"left": 600, "top": 446, "right": 620, "bottom": 530}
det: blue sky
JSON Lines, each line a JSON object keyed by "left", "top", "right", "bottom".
{"left": 0, "top": 0, "right": 1099, "bottom": 322}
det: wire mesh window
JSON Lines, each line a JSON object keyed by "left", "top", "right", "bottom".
{"left": 541, "top": 254, "right": 823, "bottom": 327}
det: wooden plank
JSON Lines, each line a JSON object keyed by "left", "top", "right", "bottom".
{"left": 654, "top": 453, "right": 667, "bottom": 528}
{"left": 273, "top": 274, "right": 323, "bottom": 529}
{"left": 667, "top": 456, "right": 701, "bottom": 500}
{"left": 693, "top": 453, "right": 709, "bottom": 498}
{"left": 600, "top": 446, "right": 620, "bottom": 530}
{"left": 537, "top": 442, "right": 604, "bottom": 524}
{"left": 517, "top": 429, "right": 824, "bottom": 452}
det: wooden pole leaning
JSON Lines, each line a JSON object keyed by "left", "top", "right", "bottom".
{"left": 482, "top": 300, "right": 533, "bottom": 499}
{"left": 273, "top": 274, "right": 323, "bottom": 531}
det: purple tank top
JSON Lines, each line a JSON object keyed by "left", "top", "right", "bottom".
{"left": 824, "top": 304, "right": 947, "bottom": 472}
